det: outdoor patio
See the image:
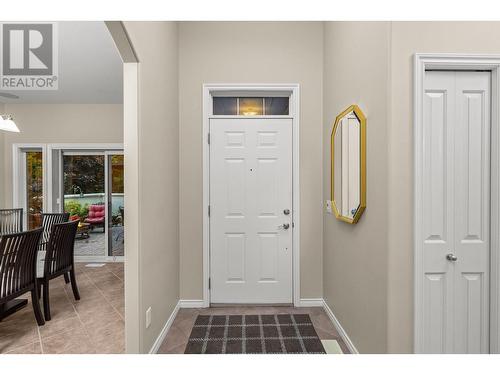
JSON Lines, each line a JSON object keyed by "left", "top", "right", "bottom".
{"left": 74, "top": 226, "right": 124, "bottom": 257}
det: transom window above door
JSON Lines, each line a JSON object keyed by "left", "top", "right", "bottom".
{"left": 212, "top": 96, "right": 289, "bottom": 116}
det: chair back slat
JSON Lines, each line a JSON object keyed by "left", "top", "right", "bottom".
{"left": 0, "top": 208, "right": 23, "bottom": 236}
{"left": 0, "top": 228, "right": 42, "bottom": 301}
{"left": 40, "top": 213, "right": 70, "bottom": 248}
{"left": 44, "top": 221, "right": 78, "bottom": 277}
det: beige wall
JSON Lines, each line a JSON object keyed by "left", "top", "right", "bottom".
{"left": 123, "top": 21, "right": 180, "bottom": 353}
{"left": 178, "top": 22, "right": 325, "bottom": 300}
{"left": 0, "top": 104, "right": 123, "bottom": 208}
{"left": 323, "top": 22, "right": 391, "bottom": 353}
{"left": 387, "top": 21, "right": 500, "bottom": 353}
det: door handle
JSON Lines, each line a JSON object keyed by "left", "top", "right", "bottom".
{"left": 278, "top": 223, "right": 290, "bottom": 230}
{"left": 446, "top": 253, "right": 458, "bottom": 262}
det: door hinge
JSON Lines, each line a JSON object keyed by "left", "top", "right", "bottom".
{"left": 208, "top": 277, "right": 211, "bottom": 289}
{"left": 208, "top": 133, "right": 210, "bottom": 145}
{"left": 208, "top": 205, "right": 211, "bottom": 216}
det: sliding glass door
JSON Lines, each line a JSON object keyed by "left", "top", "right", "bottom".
{"left": 107, "top": 153, "right": 124, "bottom": 257}
{"left": 63, "top": 153, "right": 106, "bottom": 257}
{"left": 14, "top": 145, "right": 124, "bottom": 260}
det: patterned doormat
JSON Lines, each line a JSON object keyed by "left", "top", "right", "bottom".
{"left": 184, "top": 314, "right": 326, "bottom": 354}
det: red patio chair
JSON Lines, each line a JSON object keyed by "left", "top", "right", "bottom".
{"left": 84, "top": 204, "right": 105, "bottom": 232}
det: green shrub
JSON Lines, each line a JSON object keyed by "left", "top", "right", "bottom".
{"left": 64, "top": 200, "right": 89, "bottom": 218}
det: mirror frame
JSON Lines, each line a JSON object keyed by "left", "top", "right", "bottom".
{"left": 330, "top": 104, "right": 367, "bottom": 224}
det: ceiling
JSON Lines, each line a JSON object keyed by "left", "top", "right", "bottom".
{"left": 0, "top": 22, "right": 123, "bottom": 104}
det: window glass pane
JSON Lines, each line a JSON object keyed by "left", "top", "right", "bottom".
{"left": 63, "top": 154, "right": 106, "bottom": 256}
{"left": 265, "top": 97, "right": 289, "bottom": 115}
{"left": 63, "top": 155, "right": 105, "bottom": 196}
{"left": 213, "top": 97, "right": 237, "bottom": 115}
{"left": 25, "top": 151, "right": 43, "bottom": 229}
{"left": 239, "top": 97, "right": 263, "bottom": 116}
{"left": 110, "top": 155, "right": 124, "bottom": 257}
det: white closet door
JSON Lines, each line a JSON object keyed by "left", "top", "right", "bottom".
{"left": 421, "top": 71, "right": 491, "bottom": 353}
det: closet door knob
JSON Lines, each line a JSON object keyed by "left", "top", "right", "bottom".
{"left": 446, "top": 253, "right": 458, "bottom": 262}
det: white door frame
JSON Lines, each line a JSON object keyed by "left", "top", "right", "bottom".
{"left": 202, "top": 83, "right": 300, "bottom": 307}
{"left": 414, "top": 54, "right": 500, "bottom": 353}
{"left": 12, "top": 143, "right": 48, "bottom": 229}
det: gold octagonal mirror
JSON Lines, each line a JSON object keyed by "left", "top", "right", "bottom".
{"left": 330, "top": 105, "right": 366, "bottom": 224}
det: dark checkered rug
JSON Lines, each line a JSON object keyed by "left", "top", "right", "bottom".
{"left": 184, "top": 314, "right": 326, "bottom": 354}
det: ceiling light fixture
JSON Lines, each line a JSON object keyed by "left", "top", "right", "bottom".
{"left": 0, "top": 115, "right": 20, "bottom": 133}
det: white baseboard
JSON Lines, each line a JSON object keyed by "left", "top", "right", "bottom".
{"left": 149, "top": 301, "right": 180, "bottom": 354}
{"left": 322, "top": 299, "right": 359, "bottom": 354}
{"left": 178, "top": 299, "right": 205, "bottom": 308}
{"left": 298, "top": 298, "right": 324, "bottom": 307}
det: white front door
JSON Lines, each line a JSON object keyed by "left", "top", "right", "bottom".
{"left": 420, "top": 70, "right": 491, "bottom": 353}
{"left": 210, "top": 118, "right": 293, "bottom": 304}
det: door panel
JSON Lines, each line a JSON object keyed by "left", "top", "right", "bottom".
{"left": 422, "top": 72, "right": 455, "bottom": 353}
{"left": 454, "top": 72, "right": 490, "bottom": 354}
{"left": 225, "top": 233, "right": 245, "bottom": 282}
{"left": 225, "top": 158, "right": 246, "bottom": 216}
{"left": 421, "top": 71, "right": 490, "bottom": 353}
{"left": 210, "top": 118, "right": 292, "bottom": 304}
{"left": 423, "top": 272, "right": 449, "bottom": 353}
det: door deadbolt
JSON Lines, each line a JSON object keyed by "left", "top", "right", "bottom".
{"left": 284, "top": 209, "right": 290, "bottom": 215}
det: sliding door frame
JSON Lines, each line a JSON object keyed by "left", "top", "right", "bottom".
{"left": 13, "top": 143, "right": 123, "bottom": 262}
{"left": 47, "top": 143, "right": 123, "bottom": 262}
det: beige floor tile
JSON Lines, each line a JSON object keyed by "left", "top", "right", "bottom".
{"left": 100, "top": 288, "right": 124, "bottom": 301}
{"left": 86, "top": 320, "right": 125, "bottom": 354}
{"left": 115, "top": 305, "right": 125, "bottom": 318}
{"left": 81, "top": 310, "right": 123, "bottom": 332}
{"left": 158, "top": 325, "right": 189, "bottom": 353}
{"left": 42, "top": 326, "right": 96, "bottom": 354}
{"left": 3, "top": 341, "right": 42, "bottom": 354}
{"left": 38, "top": 315, "right": 84, "bottom": 340}
{"left": 172, "top": 315, "right": 198, "bottom": 337}
{"left": 158, "top": 341, "right": 186, "bottom": 354}
{"left": 175, "top": 308, "right": 201, "bottom": 321}
{"left": 0, "top": 327, "right": 39, "bottom": 353}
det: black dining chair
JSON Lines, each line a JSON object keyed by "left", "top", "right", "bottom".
{"left": 0, "top": 228, "right": 45, "bottom": 326}
{"left": 38, "top": 220, "right": 80, "bottom": 321}
{"left": 39, "top": 213, "right": 70, "bottom": 283}
{"left": 0, "top": 208, "right": 23, "bottom": 236}
{"left": 40, "top": 213, "right": 70, "bottom": 248}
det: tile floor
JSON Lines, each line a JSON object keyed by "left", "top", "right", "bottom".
{"left": 0, "top": 262, "right": 124, "bottom": 354}
{"left": 158, "top": 306, "right": 350, "bottom": 354}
